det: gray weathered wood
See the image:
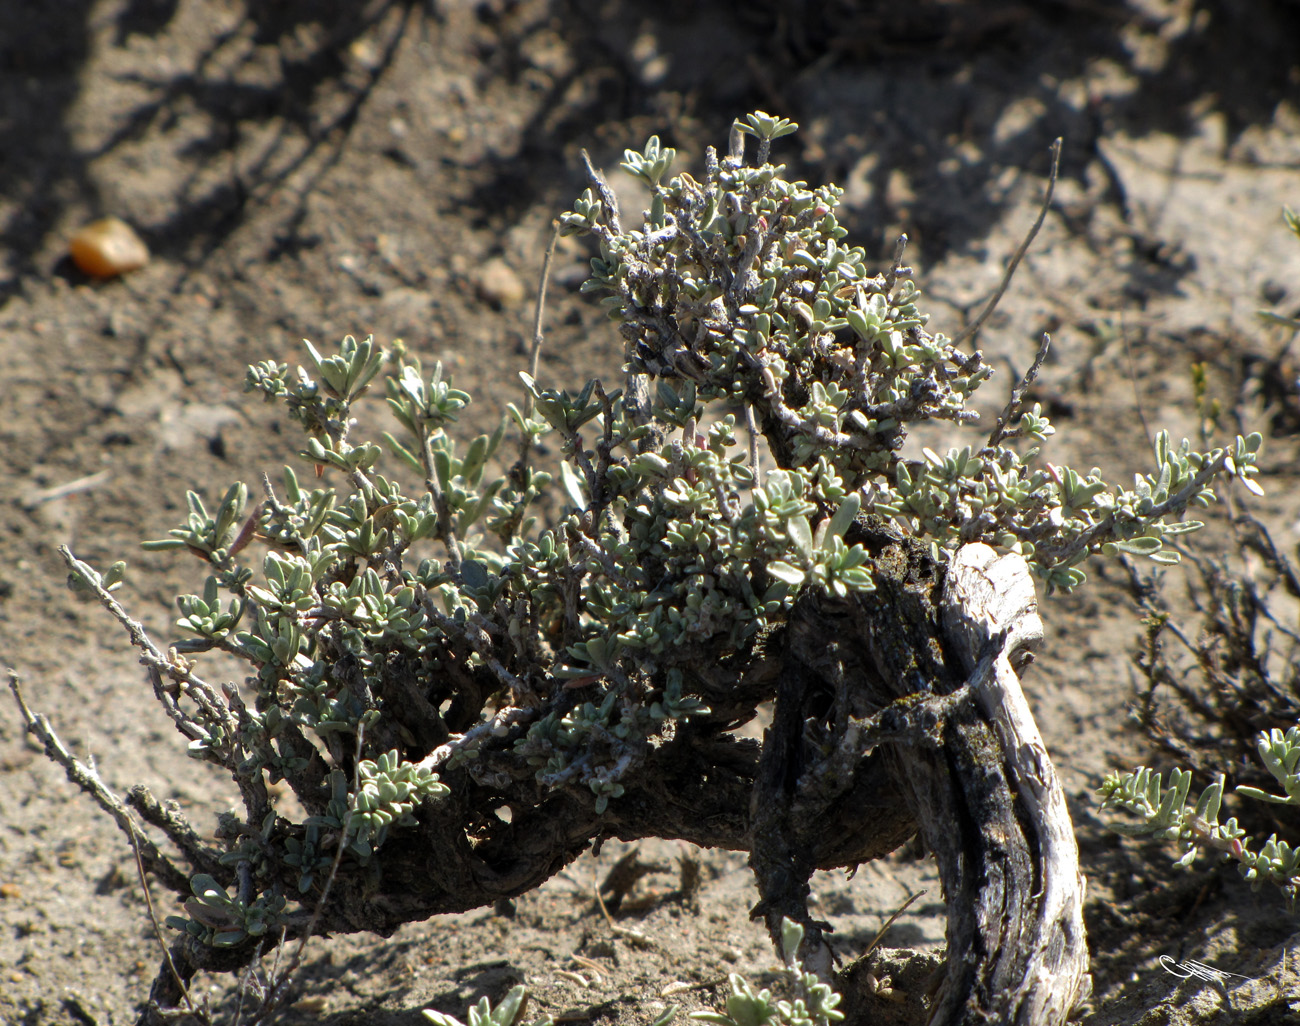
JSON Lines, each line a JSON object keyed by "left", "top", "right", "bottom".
{"left": 937, "top": 543, "right": 1090, "bottom": 1025}
{"left": 752, "top": 533, "right": 1090, "bottom": 1025}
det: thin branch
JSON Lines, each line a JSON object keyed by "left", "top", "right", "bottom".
{"left": 525, "top": 220, "right": 561, "bottom": 418}
{"left": 127, "top": 824, "right": 204, "bottom": 1023}
{"left": 417, "top": 705, "right": 536, "bottom": 774}
{"left": 422, "top": 600, "right": 528, "bottom": 700}
{"left": 593, "top": 865, "right": 666, "bottom": 952}
{"left": 502, "top": 224, "right": 564, "bottom": 539}
{"left": 580, "top": 148, "right": 658, "bottom": 442}
{"left": 883, "top": 233, "right": 910, "bottom": 293}
{"left": 860, "top": 891, "right": 925, "bottom": 961}
{"left": 581, "top": 149, "right": 622, "bottom": 236}
{"left": 59, "top": 546, "right": 239, "bottom": 743}
{"left": 1041, "top": 449, "right": 1230, "bottom": 573}
{"left": 20, "top": 469, "right": 112, "bottom": 509}
{"left": 231, "top": 938, "right": 268, "bottom": 1026}
{"left": 985, "top": 332, "right": 1053, "bottom": 450}
{"left": 1118, "top": 313, "right": 1153, "bottom": 450}
{"left": 251, "top": 725, "right": 365, "bottom": 1022}
{"left": 570, "top": 530, "right": 636, "bottom": 592}
{"left": 418, "top": 429, "right": 464, "bottom": 569}
{"left": 756, "top": 364, "right": 871, "bottom": 451}
{"left": 745, "top": 403, "right": 762, "bottom": 491}
{"left": 8, "top": 672, "right": 190, "bottom": 892}
{"left": 727, "top": 120, "right": 746, "bottom": 165}
{"left": 1238, "top": 514, "right": 1300, "bottom": 600}
{"left": 951, "top": 138, "right": 1062, "bottom": 348}
{"left": 730, "top": 199, "right": 786, "bottom": 300}
{"left": 128, "top": 785, "right": 228, "bottom": 879}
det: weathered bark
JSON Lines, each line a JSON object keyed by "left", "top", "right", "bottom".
{"left": 936, "top": 544, "right": 1090, "bottom": 1025}
{"left": 749, "top": 532, "right": 1089, "bottom": 1024}
{"left": 135, "top": 528, "right": 1087, "bottom": 1026}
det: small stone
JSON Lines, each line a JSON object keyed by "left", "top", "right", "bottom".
{"left": 0, "top": 882, "right": 20, "bottom": 899}
{"left": 472, "top": 257, "right": 527, "bottom": 309}
{"left": 69, "top": 217, "right": 150, "bottom": 279}
{"left": 156, "top": 402, "right": 241, "bottom": 453}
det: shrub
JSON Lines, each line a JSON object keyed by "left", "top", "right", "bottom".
{"left": 12, "top": 112, "right": 1263, "bottom": 1025}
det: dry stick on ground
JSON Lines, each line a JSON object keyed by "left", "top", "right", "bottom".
{"left": 592, "top": 871, "right": 665, "bottom": 953}
{"left": 862, "top": 890, "right": 924, "bottom": 964}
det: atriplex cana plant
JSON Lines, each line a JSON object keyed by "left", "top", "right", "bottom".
{"left": 11, "top": 112, "right": 1262, "bottom": 1025}
{"left": 689, "top": 918, "right": 844, "bottom": 1026}
{"left": 1098, "top": 725, "right": 1300, "bottom": 909}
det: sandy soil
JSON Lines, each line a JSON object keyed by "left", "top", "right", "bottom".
{"left": 2, "top": 2, "right": 1299, "bottom": 1024}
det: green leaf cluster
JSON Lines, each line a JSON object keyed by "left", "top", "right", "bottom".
{"left": 305, "top": 752, "right": 450, "bottom": 860}
{"left": 559, "top": 115, "right": 1262, "bottom": 594}
{"left": 691, "top": 919, "right": 843, "bottom": 1026}
{"left": 424, "top": 984, "right": 553, "bottom": 1026}
{"left": 164, "top": 872, "right": 287, "bottom": 948}
{"left": 1098, "top": 723, "right": 1300, "bottom": 909}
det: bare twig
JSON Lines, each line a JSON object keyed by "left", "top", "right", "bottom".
{"left": 127, "top": 823, "right": 205, "bottom": 1023}
{"left": 883, "top": 233, "right": 910, "bottom": 293}
{"left": 578, "top": 148, "right": 657, "bottom": 441}
{"left": 127, "top": 785, "right": 226, "bottom": 879}
{"left": 1118, "top": 314, "right": 1153, "bottom": 449}
{"left": 756, "top": 363, "right": 872, "bottom": 451}
{"left": 417, "top": 705, "right": 536, "bottom": 773}
{"left": 418, "top": 599, "right": 528, "bottom": 700}
{"left": 8, "top": 671, "right": 190, "bottom": 892}
{"left": 421, "top": 429, "right": 464, "bottom": 570}
{"left": 581, "top": 149, "right": 622, "bottom": 236}
{"left": 525, "top": 220, "right": 561, "bottom": 417}
{"left": 985, "top": 332, "right": 1053, "bottom": 449}
{"left": 745, "top": 402, "right": 762, "bottom": 491}
{"left": 861, "top": 891, "right": 925, "bottom": 961}
{"left": 593, "top": 866, "right": 665, "bottom": 952}
{"left": 951, "top": 138, "right": 1062, "bottom": 348}
{"left": 1238, "top": 514, "right": 1300, "bottom": 600}
{"left": 59, "top": 546, "right": 239, "bottom": 744}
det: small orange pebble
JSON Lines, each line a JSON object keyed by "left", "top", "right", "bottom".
{"left": 69, "top": 216, "right": 150, "bottom": 279}
{"left": 0, "top": 881, "right": 20, "bottom": 899}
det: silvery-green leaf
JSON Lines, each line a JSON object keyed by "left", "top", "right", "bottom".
{"left": 768, "top": 562, "right": 805, "bottom": 586}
